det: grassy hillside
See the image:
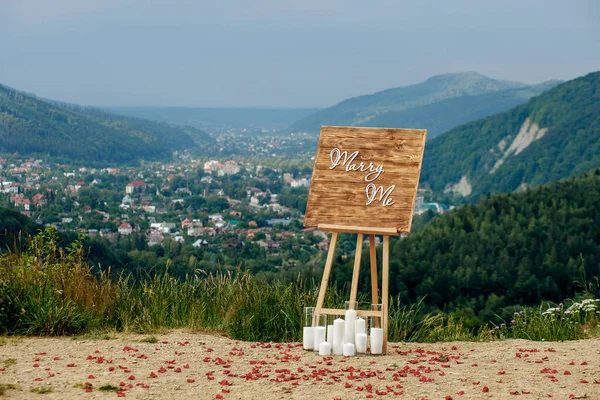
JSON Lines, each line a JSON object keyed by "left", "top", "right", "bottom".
{"left": 1, "top": 222, "right": 598, "bottom": 341}
{"left": 287, "top": 72, "right": 535, "bottom": 134}
{"left": 420, "top": 71, "right": 600, "bottom": 199}
{"left": 0, "top": 85, "right": 214, "bottom": 164}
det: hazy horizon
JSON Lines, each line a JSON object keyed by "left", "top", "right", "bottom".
{"left": 1, "top": 0, "right": 598, "bottom": 108}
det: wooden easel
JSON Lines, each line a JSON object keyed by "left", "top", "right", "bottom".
{"left": 313, "top": 224, "right": 399, "bottom": 354}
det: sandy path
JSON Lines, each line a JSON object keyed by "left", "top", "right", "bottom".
{"left": 1, "top": 331, "right": 599, "bottom": 399}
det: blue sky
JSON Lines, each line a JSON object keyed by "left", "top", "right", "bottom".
{"left": 1, "top": 0, "right": 598, "bottom": 107}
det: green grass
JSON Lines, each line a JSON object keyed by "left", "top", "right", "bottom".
{"left": 98, "top": 384, "right": 119, "bottom": 392}
{"left": 30, "top": 386, "right": 52, "bottom": 394}
{"left": 0, "top": 384, "right": 18, "bottom": 396}
{"left": 1, "top": 228, "right": 598, "bottom": 343}
{"left": 2, "top": 358, "right": 16, "bottom": 368}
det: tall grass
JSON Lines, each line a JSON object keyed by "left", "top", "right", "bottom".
{"left": 1, "top": 228, "right": 598, "bottom": 342}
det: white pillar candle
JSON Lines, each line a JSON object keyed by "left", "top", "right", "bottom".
{"left": 318, "top": 341, "right": 331, "bottom": 356}
{"left": 343, "top": 342, "right": 355, "bottom": 357}
{"left": 313, "top": 326, "right": 326, "bottom": 351}
{"left": 303, "top": 326, "right": 314, "bottom": 350}
{"left": 355, "top": 317, "right": 366, "bottom": 335}
{"left": 326, "top": 324, "right": 334, "bottom": 346}
{"left": 370, "top": 327, "right": 383, "bottom": 355}
{"left": 333, "top": 318, "right": 345, "bottom": 355}
{"left": 344, "top": 309, "right": 357, "bottom": 345}
{"left": 355, "top": 333, "right": 367, "bottom": 354}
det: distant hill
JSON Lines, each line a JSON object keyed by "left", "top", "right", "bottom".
{"left": 420, "top": 71, "right": 600, "bottom": 199}
{"left": 0, "top": 84, "right": 214, "bottom": 164}
{"left": 108, "top": 107, "right": 320, "bottom": 133}
{"left": 365, "top": 81, "right": 560, "bottom": 140}
{"left": 287, "top": 72, "right": 558, "bottom": 136}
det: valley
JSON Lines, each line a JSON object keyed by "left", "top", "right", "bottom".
{"left": 1, "top": 70, "right": 599, "bottom": 333}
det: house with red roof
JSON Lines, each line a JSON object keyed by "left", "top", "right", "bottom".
{"left": 32, "top": 193, "right": 47, "bottom": 206}
{"left": 125, "top": 180, "right": 146, "bottom": 194}
{"left": 118, "top": 222, "right": 133, "bottom": 235}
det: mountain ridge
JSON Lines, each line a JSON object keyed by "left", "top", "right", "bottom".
{"left": 420, "top": 71, "right": 600, "bottom": 199}
{"left": 0, "top": 84, "right": 214, "bottom": 164}
{"left": 287, "top": 72, "right": 558, "bottom": 136}
{"left": 108, "top": 106, "right": 320, "bottom": 133}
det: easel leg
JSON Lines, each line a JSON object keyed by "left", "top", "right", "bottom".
{"left": 382, "top": 235, "right": 390, "bottom": 353}
{"left": 349, "top": 233, "right": 364, "bottom": 305}
{"left": 369, "top": 235, "right": 380, "bottom": 328}
{"left": 314, "top": 231, "right": 338, "bottom": 324}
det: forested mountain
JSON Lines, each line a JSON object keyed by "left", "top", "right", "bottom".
{"left": 332, "top": 171, "right": 600, "bottom": 324}
{"left": 365, "top": 81, "right": 560, "bottom": 140}
{"left": 287, "top": 72, "right": 557, "bottom": 137}
{"left": 420, "top": 71, "right": 600, "bottom": 199}
{"left": 0, "top": 84, "right": 214, "bottom": 164}
{"left": 108, "top": 106, "right": 320, "bottom": 133}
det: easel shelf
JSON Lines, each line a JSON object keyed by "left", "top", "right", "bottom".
{"left": 318, "top": 224, "right": 400, "bottom": 236}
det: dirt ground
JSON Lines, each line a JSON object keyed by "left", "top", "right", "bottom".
{"left": 1, "top": 331, "right": 599, "bottom": 399}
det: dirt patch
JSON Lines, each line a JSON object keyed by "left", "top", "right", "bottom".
{"left": 1, "top": 331, "right": 599, "bottom": 399}
{"left": 444, "top": 175, "right": 472, "bottom": 197}
{"left": 491, "top": 117, "right": 548, "bottom": 174}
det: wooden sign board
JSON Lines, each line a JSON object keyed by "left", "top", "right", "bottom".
{"left": 304, "top": 126, "right": 427, "bottom": 233}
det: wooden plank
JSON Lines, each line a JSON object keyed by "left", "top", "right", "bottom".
{"left": 349, "top": 233, "right": 364, "bottom": 304}
{"left": 320, "top": 125, "right": 427, "bottom": 139}
{"left": 382, "top": 235, "right": 390, "bottom": 353}
{"left": 305, "top": 193, "right": 416, "bottom": 208}
{"left": 318, "top": 138, "right": 425, "bottom": 151}
{"left": 317, "top": 219, "right": 408, "bottom": 233}
{"left": 304, "top": 126, "right": 426, "bottom": 232}
{"left": 311, "top": 176, "right": 419, "bottom": 187}
{"left": 313, "top": 232, "right": 338, "bottom": 325}
{"left": 307, "top": 182, "right": 417, "bottom": 198}
{"left": 318, "top": 224, "right": 399, "bottom": 235}
{"left": 320, "top": 308, "right": 384, "bottom": 318}
{"left": 308, "top": 212, "right": 411, "bottom": 232}
{"left": 314, "top": 149, "right": 424, "bottom": 165}
{"left": 306, "top": 212, "right": 413, "bottom": 223}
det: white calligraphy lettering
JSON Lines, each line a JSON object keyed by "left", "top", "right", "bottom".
{"left": 329, "top": 148, "right": 384, "bottom": 181}
{"left": 365, "top": 183, "right": 396, "bottom": 207}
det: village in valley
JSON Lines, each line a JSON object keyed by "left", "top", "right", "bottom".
{"left": 0, "top": 149, "right": 442, "bottom": 278}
